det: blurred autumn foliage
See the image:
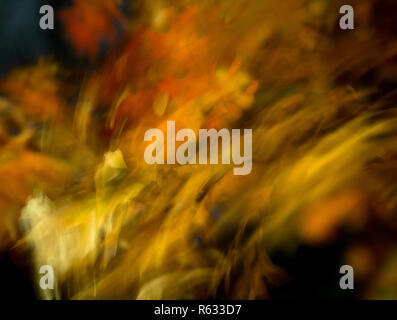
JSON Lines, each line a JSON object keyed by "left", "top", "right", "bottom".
{"left": 59, "top": 0, "right": 127, "bottom": 60}
{"left": 1, "top": 0, "right": 397, "bottom": 299}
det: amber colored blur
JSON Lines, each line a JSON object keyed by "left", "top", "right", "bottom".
{"left": 1, "top": 0, "right": 397, "bottom": 300}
